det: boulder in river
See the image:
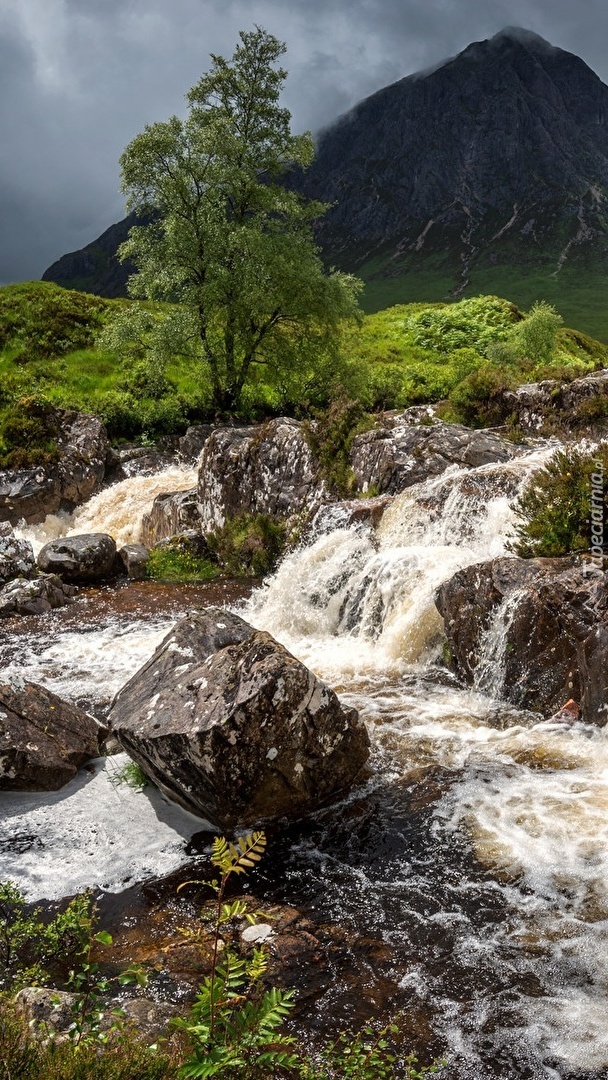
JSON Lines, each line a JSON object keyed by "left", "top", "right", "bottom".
{"left": 117, "top": 543, "right": 150, "bottom": 580}
{"left": 436, "top": 555, "right": 608, "bottom": 724}
{"left": 141, "top": 488, "right": 201, "bottom": 546}
{"left": 0, "top": 526, "right": 36, "bottom": 584}
{"left": 0, "top": 680, "right": 102, "bottom": 790}
{"left": 108, "top": 609, "right": 370, "bottom": 829}
{"left": 37, "top": 533, "right": 117, "bottom": 583}
{"left": 0, "top": 411, "right": 109, "bottom": 525}
{"left": 0, "top": 573, "right": 76, "bottom": 617}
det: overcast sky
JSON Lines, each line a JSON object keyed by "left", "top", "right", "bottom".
{"left": 2, "top": 0, "right": 608, "bottom": 285}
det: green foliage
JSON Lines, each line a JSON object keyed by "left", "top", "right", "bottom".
{"left": 207, "top": 513, "right": 287, "bottom": 577}
{"left": 110, "top": 760, "right": 151, "bottom": 791}
{"left": 0, "top": 998, "right": 176, "bottom": 1080}
{"left": 116, "top": 27, "right": 362, "bottom": 415}
{"left": 0, "top": 393, "right": 62, "bottom": 468}
{"left": 0, "top": 883, "right": 93, "bottom": 991}
{"left": 304, "top": 388, "right": 374, "bottom": 495}
{"left": 300, "top": 1026, "right": 445, "bottom": 1079}
{"left": 510, "top": 300, "right": 563, "bottom": 366}
{"left": 403, "top": 295, "right": 518, "bottom": 355}
{"left": 509, "top": 446, "right": 608, "bottom": 558}
{"left": 444, "top": 364, "right": 517, "bottom": 427}
{"left": 146, "top": 539, "right": 218, "bottom": 583}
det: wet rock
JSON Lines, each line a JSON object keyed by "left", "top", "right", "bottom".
{"left": 141, "top": 487, "right": 201, "bottom": 546}
{"left": 118, "top": 543, "right": 150, "bottom": 580}
{"left": 197, "top": 418, "right": 322, "bottom": 528}
{"left": 0, "top": 681, "right": 102, "bottom": 790}
{"left": 152, "top": 531, "right": 211, "bottom": 558}
{"left": 109, "top": 608, "right": 370, "bottom": 829}
{"left": 179, "top": 424, "right": 214, "bottom": 462}
{"left": 37, "top": 533, "right": 117, "bottom": 583}
{"left": 349, "top": 417, "right": 518, "bottom": 495}
{"left": 501, "top": 368, "right": 608, "bottom": 435}
{"left": 0, "top": 530, "right": 36, "bottom": 584}
{"left": 0, "top": 411, "right": 108, "bottom": 525}
{"left": 547, "top": 699, "right": 581, "bottom": 725}
{"left": 436, "top": 555, "right": 608, "bottom": 724}
{"left": 0, "top": 573, "right": 76, "bottom": 617}
{"left": 309, "top": 495, "right": 392, "bottom": 536}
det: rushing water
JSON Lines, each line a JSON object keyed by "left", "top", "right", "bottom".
{"left": 3, "top": 449, "right": 608, "bottom": 1078}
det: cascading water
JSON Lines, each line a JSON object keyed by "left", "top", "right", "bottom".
{"left": 15, "top": 464, "right": 197, "bottom": 553}
{"left": 3, "top": 445, "right": 608, "bottom": 1077}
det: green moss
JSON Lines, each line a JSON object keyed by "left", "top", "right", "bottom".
{"left": 146, "top": 540, "right": 218, "bottom": 583}
{"left": 207, "top": 513, "right": 287, "bottom": 577}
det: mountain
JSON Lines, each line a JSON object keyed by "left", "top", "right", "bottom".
{"left": 42, "top": 28, "right": 608, "bottom": 338}
{"left": 41, "top": 212, "right": 142, "bottom": 298}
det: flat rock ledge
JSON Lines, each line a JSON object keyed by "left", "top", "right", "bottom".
{"left": 108, "top": 609, "right": 370, "bottom": 830}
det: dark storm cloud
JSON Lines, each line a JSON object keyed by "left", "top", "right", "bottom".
{"left": 2, "top": 0, "right": 608, "bottom": 283}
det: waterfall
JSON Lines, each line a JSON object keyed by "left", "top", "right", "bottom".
{"left": 247, "top": 446, "right": 555, "bottom": 681}
{"left": 15, "top": 465, "right": 197, "bottom": 553}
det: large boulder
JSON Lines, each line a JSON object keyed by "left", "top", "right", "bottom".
{"left": 0, "top": 411, "right": 108, "bottom": 525}
{"left": 436, "top": 555, "right": 608, "bottom": 723}
{"left": 37, "top": 533, "right": 117, "bottom": 583}
{"left": 197, "top": 419, "right": 321, "bottom": 529}
{"left": 141, "top": 488, "right": 201, "bottom": 546}
{"left": 0, "top": 525, "right": 36, "bottom": 584}
{"left": 349, "top": 416, "right": 519, "bottom": 495}
{"left": 0, "top": 574, "right": 76, "bottom": 617}
{"left": 0, "top": 681, "right": 102, "bottom": 790}
{"left": 108, "top": 609, "right": 370, "bottom": 829}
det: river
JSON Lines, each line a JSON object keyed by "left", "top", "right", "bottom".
{"left": 2, "top": 450, "right": 608, "bottom": 1079}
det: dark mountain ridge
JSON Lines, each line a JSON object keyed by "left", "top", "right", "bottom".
{"left": 42, "top": 28, "right": 608, "bottom": 337}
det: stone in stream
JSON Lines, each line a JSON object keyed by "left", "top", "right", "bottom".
{"left": 140, "top": 487, "right": 201, "bottom": 546}
{"left": 197, "top": 418, "right": 322, "bottom": 529}
{"left": 117, "top": 542, "right": 150, "bottom": 580}
{"left": 0, "top": 573, "right": 76, "bottom": 617}
{"left": 0, "top": 681, "right": 103, "bottom": 790}
{"left": 0, "top": 525, "right": 36, "bottom": 584}
{"left": 37, "top": 533, "right": 117, "bottom": 582}
{"left": 436, "top": 555, "right": 608, "bottom": 724}
{"left": 108, "top": 609, "right": 370, "bottom": 830}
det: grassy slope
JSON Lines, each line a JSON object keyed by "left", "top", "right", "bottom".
{"left": 359, "top": 257, "right": 608, "bottom": 344}
{"left": 1, "top": 281, "right": 607, "bottom": 461}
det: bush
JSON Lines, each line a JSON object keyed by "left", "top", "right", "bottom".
{"left": 207, "top": 514, "right": 287, "bottom": 577}
{"left": 0, "top": 282, "right": 110, "bottom": 362}
{"left": 444, "top": 364, "right": 516, "bottom": 427}
{"left": 304, "top": 388, "right": 375, "bottom": 495}
{"left": 508, "top": 445, "right": 608, "bottom": 557}
{"left": 0, "top": 395, "right": 62, "bottom": 468}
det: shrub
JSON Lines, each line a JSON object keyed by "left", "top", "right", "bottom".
{"left": 304, "top": 388, "right": 374, "bottom": 495}
{"left": 445, "top": 364, "right": 516, "bottom": 427}
{"left": 508, "top": 445, "right": 608, "bottom": 557}
{"left": 0, "top": 395, "right": 62, "bottom": 468}
{"left": 0, "top": 282, "right": 110, "bottom": 362}
{"left": 207, "top": 514, "right": 287, "bottom": 577}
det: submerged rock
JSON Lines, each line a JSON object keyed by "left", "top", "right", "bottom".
{"left": 108, "top": 609, "right": 370, "bottom": 829}
{"left": 436, "top": 555, "right": 608, "bottom": 724}
{"left": 37, "top": 533, "right": 117, "bottom": 583}
{"left": 0, "top": 573, "right": 76, "bottom": 617}
{"left": 0, "top": 681, "right": 102, "bottom": 790}
{"left": 0, "top": 411, "right": 108, "bottom": 525}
